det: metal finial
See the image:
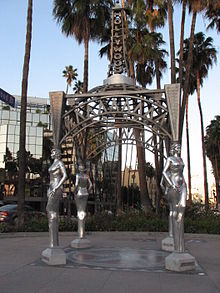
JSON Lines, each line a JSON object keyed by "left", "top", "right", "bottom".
{"left": 115, "top": 1, "right": 120, "bottom": 8}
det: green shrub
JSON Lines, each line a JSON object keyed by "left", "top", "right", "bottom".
{"left": 86, "top": 211, "right": 169, "bottom": 232}
{"left": 59, "top": 218, "right": 77, "bottom": 232}
{"left": 0, "top": 223, "right": 10, "bottom": 233}
{"left": 17, "top": 218, "right": 48, "bottom": 232}
{"left": 185, "top": 213, "right": 220, "bottom": 234}
{"left": 0, "top": 207, "right": 220, "bottom": 234}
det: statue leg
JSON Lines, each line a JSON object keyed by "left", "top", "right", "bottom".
{"left": 168, "top": 202, "right": 173, "bottom": 238}
{"left": 75, "top": 195, "right": 88, "bottom": 239}
{"left": 173, "top": 206, "right": 185, "bottom": 252}
{"left": 48, "top": 211, "right": 59, "bottom": 247}
{"left": 78, "top": 218, "right": 85, "bottom": 239}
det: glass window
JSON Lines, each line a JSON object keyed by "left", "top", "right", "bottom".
{"left": 36, "top": 145, "right": 42, "bottom": 156}
{"left": 40, "top": 115, "right": 47, "bottom": 123}
{"left": 0, "top": 125, "right": 7, "bottom": 135}
{"left": 33, "top": 114, "right": 39, "bottom": 123}
{"left": 9, "top": 111, "right": 16, "bottom": 121}
{"left": 36, "top": 136, "right": 42, "bottom": 145}
{"left": 1, "top": 120, "right": 9, "bottom": 125}
{"left": 8, "top": 135, "right": 15, "bottom": 143}
{"left": 0, "top": 134, "right": 7, "bottom": 144}
{"left": 37, "top": 127, "right": 43, "bottom": 136}
{"left": 27, "top": 144, "right": 35, "bottom": 156}
{"left": 29, "top": 127, "right": 36, "bottom": 136}
{"left": 2, "top": 110, "right": 9, "bottom": 120}
{"left": 8, "top": 125, "right": 15, "bottom": 134}
{"left": 13, "top": 143, "right": 19, "bottom": 154}
{"left": 27, "top": 112, "right": 32, "bottom": 123}
{"left": 14, "top": 136, "right": 19, "bottom": 144}
{"left": 0, "top": 141, "right": 6, "bottom": 153}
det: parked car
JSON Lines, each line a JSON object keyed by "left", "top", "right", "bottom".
{"left": 0, "top": 204, "right": 46, "bottom": 225}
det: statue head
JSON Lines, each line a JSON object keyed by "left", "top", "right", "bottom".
{"left": 51, "top": 148, "right": 61, "bottom": 159}
{"left": 78, "top": 163, "right": 86, "bottom": 173}
{"left": 170, "top": 142, "right": 181, "bottom": 156}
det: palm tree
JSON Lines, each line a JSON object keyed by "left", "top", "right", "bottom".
{"left": 182, "top": 32, "right": 217, "bottom": 210}
{"left": 73, "top": 80, "right": 83, "bottom": 94}
{"left": 179, "top": 0, "right": 209, "bottom": 140}
{"left": 205, "top": 116, "right": 220, "bottom": 206}
{"left": 53, "top": 0, "right": 112, "bottom": 93}
{"left": 62, "top": 65, "right": 78, "bottom": 94}
{"left": 177, "top": 58, "right": 197, "bottom": 201}
{"left": 17, "top": 0, "right": 33, "bottom": 226}
{"left": 205, "top": 2, "right": 220, "bottom": 32}
{"left": 167, "top": 0, "right": 176, "bottom": 83}
{"left": 178, "top": 0, "right": 187, "bottom": 87}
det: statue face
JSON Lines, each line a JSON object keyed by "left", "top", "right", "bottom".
{"left": 51, "top": 149, "right": 61, "bottom": 159}
{"left": 170, "top": 143, "right": 181, "bottom": 156}
{"left": 79, "top": 165, "right": 85, "bottom": 172}
{"left": 51, "top": 149, "right": 56, "bottom": 159}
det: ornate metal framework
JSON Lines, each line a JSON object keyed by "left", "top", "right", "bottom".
{"left": 49, "top": 2, "right": 181, "bottom": 163}
{"left": 50, "top": 83, "right": 180, "bottom": 162}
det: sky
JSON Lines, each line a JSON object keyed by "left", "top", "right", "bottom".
{"left": 0, "top": 0, "right": 219, "bottom": 197}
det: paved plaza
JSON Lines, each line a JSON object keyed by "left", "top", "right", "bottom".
{"left": 0, "top": 231, "right": 220, "bottom": 293}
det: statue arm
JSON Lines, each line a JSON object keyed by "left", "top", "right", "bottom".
{"left": 162, "top": 158, "right": 174, "bottom": 189}
{"left": 52, "top": 161, "right": 67, "bottom": 194}
{"left": 87, "top": 176, "right": 93, "bottom": 193}
{"left": 74, "top": 174, "right": 79, "bottom": 194}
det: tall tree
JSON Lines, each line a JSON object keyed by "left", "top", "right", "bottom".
{"left": 62, "top": 65, "right": 78, "bottom": 94}
{"left": 178, "top": 0, "right": 187, "bottom": 87}
{"left": 17, "top": 0, "right": 33, "bottom": 226}
{"left": 177, "top": 58, "right": 197, "bottom": 201}
{"left": 73, "top": 80, "right": 83, "bottom": 94}
{"left": 179, "top": 0, "right": 208, "bottom": 140}
{"left": 53, "top": 0, "right": 112, "bottom": 93}
{"left": 167, "top": 0, "right": 176, "bottom": 83}
{"left": 205, "top": 116, "right": 220, "bottom": 207}
{"left": 182, "top": 32, "right": 217, "bottom": 210}
{"left": 205, "top": 2, "right": 220, "bottom": 32}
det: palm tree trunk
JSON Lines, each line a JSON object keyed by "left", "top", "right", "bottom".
{"left": 196, "top": 75, "right": 209, "bottom": 211}
{"left": 18, "top": 0, "right": 33, "bottom": 226}
{"left": 186, "top": 95, "right": 192, "bottom": 202}
{"left": 167, "top": 0, "right": 176, "bottom": 84}
{"left": 83, "top": 38, "right": 89, "bottom": 93}
{"left": 117, "top": 128, "right": 122, "bottom": 214}
{"left": 128, "top": 50, "right": 135, "bottom": 79}
{"left": 134, "top": 129, "right": 152, "bottom": 212}
{"left": 154, "top": 59, "right": 163, "bottom": 213}
{"left": 178, "top": 0, "right": 186, "bottom": 87}
{"left": 180, "top": 11, "right": 197, "bottom": 141}
{"left": 66, "top": 84, "right": 68, "bottom": 95}
{"left": 214, "top": 156, "right": 220, "bottom": 207}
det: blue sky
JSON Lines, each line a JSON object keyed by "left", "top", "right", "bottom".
{"left": 0, "top": 0, "right": 219, "bottom": 197}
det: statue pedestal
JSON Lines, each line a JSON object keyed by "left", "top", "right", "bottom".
{"left": 71, "top": 238, "right": 91, "bottom": 249}
{"left": 162, "top": 236, "right": 174, "bottom": 252}
{"left": 165, "top": 252, "right": 195, "bottom": 272}
{"left": 41, "top": 247, "right": 66, "bottom": 265}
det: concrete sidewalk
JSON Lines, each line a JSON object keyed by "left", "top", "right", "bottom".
{"left": 0, "top": 231, "right": 220, "bottom": 293}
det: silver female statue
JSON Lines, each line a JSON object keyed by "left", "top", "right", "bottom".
{"left": 74, "top": 164, "right": 92, "bottom": 239}
{"left": 47, "top": 148, "right": 67, "bottom": 247}
{"left": 161, "top": 142, "right": 187, "bottom": 253}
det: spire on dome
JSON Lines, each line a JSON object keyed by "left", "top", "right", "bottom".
{"left": 107, "top": 1, "right": 130, "bottom": 77}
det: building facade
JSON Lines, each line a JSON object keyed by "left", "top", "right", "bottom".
{"left": 0, "top": 95, "right": 51, "bottom": 210}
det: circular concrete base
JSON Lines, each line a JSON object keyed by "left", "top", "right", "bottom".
{"left": 71, "top": 238, "right": 92, "bottom": 249}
